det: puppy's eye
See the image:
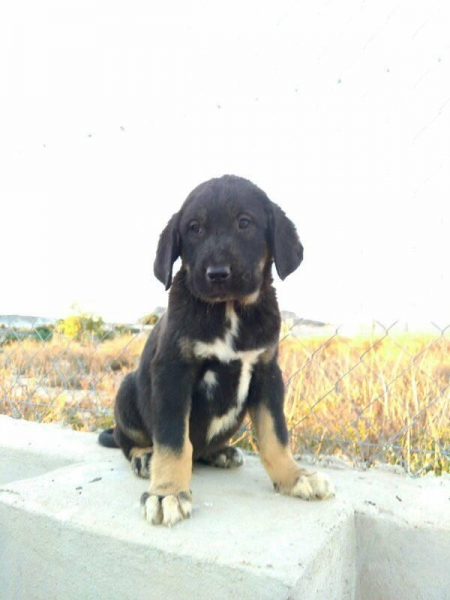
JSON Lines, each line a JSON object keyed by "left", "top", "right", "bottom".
{"left": 189, "top": 221, "right": 201, "bottom": 234}
{"left": 238, "top": 217, "right": 251, "bottom": 230}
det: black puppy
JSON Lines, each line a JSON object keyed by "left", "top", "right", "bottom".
{"left": 99, "top": 175, "right": 334, "bottom": 527}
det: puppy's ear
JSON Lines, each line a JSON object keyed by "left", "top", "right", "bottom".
{"left": 153, "top": 213, "right": 180, "bottom": 290}
{"left": 268, "top": 201, "right": 304, "bottom": 280}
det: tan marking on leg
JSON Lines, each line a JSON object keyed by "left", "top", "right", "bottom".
{"left": 142, "top": 416, "right": 194, "bottom": 527}
{"left": 250, "top": 405, "right": 303, "bottom": 490}
{"left": 115, "top": 413, "right": 151, "bottom": 447}
{"left": 250, "top": 405, "right": 334, "bottom": 500}
{"left": 124, "top": 428, "right": 151, "bottom": 446}
{"left": 149, "top": 438, "right": 193, "bottom": 496}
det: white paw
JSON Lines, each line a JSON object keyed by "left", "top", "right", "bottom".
{"left": 141, "top": 491, "right": 192, "bottom": 527}
{"left": 203, "top": 446, "right": 245, "bottom": 469}
{"left": 216, "top": 447, "right": 245, "bottom": 468}
{"left": 131, "top": 452, "right": 152, "bottom": 478}
{"left": 291, "top": 472, "right": 335, "bottom": 500}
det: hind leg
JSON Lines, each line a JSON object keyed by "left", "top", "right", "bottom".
{"left": 114, "top": 372, "right": 153, "bottom": 478}
{"left": 113, "top": 427, "right": 153, "bottom": 478}
{"left": 130, "top": 448, "right": 153, "bottom": 478}
{"left": 198, "top": 445, "right": 245, "bottom": 469}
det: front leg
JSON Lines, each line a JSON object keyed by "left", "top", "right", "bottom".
{"left": 248, "top": 362, "right": 335, "bottom": 500}
{"left": 140, "top": 359, "right": 195, "bottom": 527}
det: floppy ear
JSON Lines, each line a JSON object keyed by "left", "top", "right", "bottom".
{"left": 153, "top": 213, "right": 180, "bottom": 290}
{"left": 268, "top": 201, "right": 304, "bottom": 280}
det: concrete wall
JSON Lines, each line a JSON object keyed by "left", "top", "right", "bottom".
{"left": 0, "top": 416, "right": 449, "bottom": 599}
{"left": 356, "top": 515, "right": 450, "bottom": 600}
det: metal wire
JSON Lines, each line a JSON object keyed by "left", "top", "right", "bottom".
{"left": 0, "top": 315, "right": 448, "bottom": 476}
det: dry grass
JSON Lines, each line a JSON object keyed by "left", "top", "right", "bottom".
{"left": 0, "top": 334, "right": 146, "bottom": 430}
{"left": 1, "top": 330, "right": 448, "bottom": 475}
{"left": 278, "top": 333, "right": 449, "bottom": 475}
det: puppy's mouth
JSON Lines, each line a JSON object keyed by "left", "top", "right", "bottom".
{"left": 187, "top": 267, "right": 262, "bottom": 304}
{"left": 201, "top": 287, "right": 236, "bottom": 303}
{"left": 200, "top": 291, "right": 258, "bottom": 304}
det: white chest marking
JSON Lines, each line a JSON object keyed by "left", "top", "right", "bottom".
{"left": 202, "top": 370, "right": 218, "bottom": 387}
{"left": 194, "top": 304, "right": 240, "bottom": 363}
{"left": 201, "top": 370, "right": 218, "bottom": 400}
{"left": 194, "top": 305, "right": 265, "bottom": 443}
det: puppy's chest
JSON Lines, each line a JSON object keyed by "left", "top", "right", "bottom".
{"left": 191, "top": 305, "right": 265, "bottom": 441}
{"left": 193, "top": 304, "right": 265, "bottom": 386}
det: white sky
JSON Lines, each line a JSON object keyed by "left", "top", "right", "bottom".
{"left": 1, "top": 1, "right": 449, "bottom": 327}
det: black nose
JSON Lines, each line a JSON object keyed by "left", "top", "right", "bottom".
{"left": 206, "top": 265, "right": 231, "bottom": 282}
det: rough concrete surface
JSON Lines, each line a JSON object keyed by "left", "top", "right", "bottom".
{"left": 0, "top": 415, "right": 115, "bottom": 485}
{"left": 0, "top": 416, "right": 449, "bottom": 600}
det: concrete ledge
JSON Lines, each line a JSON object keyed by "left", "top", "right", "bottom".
{"left": 0, "top": 415, "right": 116, "bottom": 485}
{"left": 0, "top": 416, "right": 449, "bottom": 599}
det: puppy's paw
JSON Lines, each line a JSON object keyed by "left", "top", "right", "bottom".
{"left": 130, "top": 448, "right": 153, "bottom": 479}
{"left": 201, "top": 446, "right": 245, "bottom": 469}
{"left": 140, "top": 491, "right": 192, "bottom": 527}
{"left": 279, "top": 471, "right": 335, "bottom": 501}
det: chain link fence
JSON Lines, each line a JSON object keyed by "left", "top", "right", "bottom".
{"left": 0, "top": 314, "right": 448, "bottom": 477}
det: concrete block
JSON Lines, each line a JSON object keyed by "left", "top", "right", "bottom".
{"left": 1, "top": 416, "right": 449, "bottom": 600}
{"left": 0, "top": 415, "right": 117, "bottom": 485}
{"left": 0, "top": 457, "right": 355, "bottom": 600}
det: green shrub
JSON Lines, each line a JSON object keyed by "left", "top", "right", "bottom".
{"left": 34, "top": 326, "right": 53, "bottom": 342}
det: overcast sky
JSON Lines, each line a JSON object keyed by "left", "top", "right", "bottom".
{"left": 1, "top": 1, "right": 449, "bottom": 327}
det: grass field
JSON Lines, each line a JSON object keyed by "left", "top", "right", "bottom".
{"left": 1, "top": 328, "right": 448, "bottom": 476}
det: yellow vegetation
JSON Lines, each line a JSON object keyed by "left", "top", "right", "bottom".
{"left": 0, "top": 330, "right": 448, "bottom": 475}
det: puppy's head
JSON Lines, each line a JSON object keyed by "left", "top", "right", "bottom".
{"left": 154, "top": 175, "right": 303, "bottom": 302}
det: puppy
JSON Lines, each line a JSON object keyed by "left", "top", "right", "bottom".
{"left": 99, "top": 175, "right": 334, "bottom": 527}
